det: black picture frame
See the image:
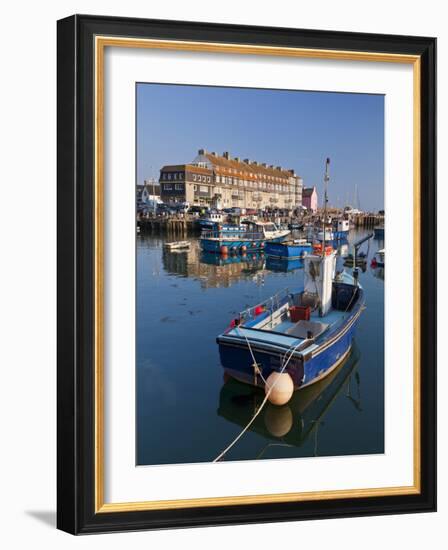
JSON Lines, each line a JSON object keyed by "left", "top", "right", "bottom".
{"left": 57, "top": 14, "right": 436, "bottom": 534}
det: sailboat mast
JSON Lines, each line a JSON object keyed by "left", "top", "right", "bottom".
{"left": 322, "top": 157, "right": 330, "bottom": 256}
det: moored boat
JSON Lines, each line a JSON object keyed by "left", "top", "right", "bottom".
{"left": 242, "top": 220, "right": 290, "bottom": 243}
{"left": 265, "top": 238, "right": 312, "bottom": 260}
{"left": 217, "top": 249, "right": 364, "bottom": 394}
{"left": 200, "top": 226, "right": 265, "bottom": 253}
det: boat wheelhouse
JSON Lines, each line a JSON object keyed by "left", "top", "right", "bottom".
{"left": 242, "top": 220, "right": 290, "bottom": 243}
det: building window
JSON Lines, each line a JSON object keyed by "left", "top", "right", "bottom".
{"left": 207, "top": 176, "right": 211, "bottom": 183}
{"left": 193, "top": 174, "right": 197, "bottom": 181}
{"left": 164, "top": 184, "right": 172, "bottom": 190}
{"left": 175, "top": 184, "right": 183, "bottom": 190}
{"left": 200, "top": 186, "right": 208, "bottom": 193}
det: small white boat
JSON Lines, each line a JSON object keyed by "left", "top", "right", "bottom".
{"left": 164, "top": 240, "right": 191, "bottom": 250}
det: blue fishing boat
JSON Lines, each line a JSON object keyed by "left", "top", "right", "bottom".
{"left": 265, "top": 239, "right": 312, "bottom": 260}
{"left": 200, "top": 220, "right": 290, "bottom": 253}
{"left": 217, "top": 251, "right": 364, "bottom": 391}
{"left": 216, "top": 158, "right": 365, "bottom": 398}
{"left": 200, "top": 227, "right": 265, "bottom": 253}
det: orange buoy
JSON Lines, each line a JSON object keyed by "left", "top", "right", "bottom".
{"left": 220, "top": 245, "right": 228, "bottom": 255}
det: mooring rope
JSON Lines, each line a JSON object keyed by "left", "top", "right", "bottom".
{"left": 237, "top": 326, "right": 267, "bottom": 385}
{"left": 212, "top": 338, "right": 304, "bottom": 463}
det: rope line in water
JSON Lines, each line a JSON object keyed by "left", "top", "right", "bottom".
{"left": 213, "top": 338, "right": 304, "bottom": 463}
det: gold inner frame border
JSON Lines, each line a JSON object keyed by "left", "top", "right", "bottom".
{"left": 94, "top": 35, "right": 421, "bottom": 513}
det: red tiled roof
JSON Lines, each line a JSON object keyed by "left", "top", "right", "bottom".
{"left": 204, "top": 152, "right": 298, "bottom": 180}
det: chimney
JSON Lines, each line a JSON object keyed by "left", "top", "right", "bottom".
{"left": 223, "top": 151, "right": 230, "bottom": 159}
{"left": 234, "top": 157, "right": 240, "bottom": 162}
{"left": 276, "top": 166, "right": 282, "bottom": 171}
{"left": 211, "top": 151, "right": 217, "bottom": 156}
{"left": 262, "top": 163, "right": 267, "bottom": 167}
{"left": 252, "top": 161, "right": 258, "bottom": 165}
{"left": 269, "top": 164, "right": 274, "bottom": 169}
{"left": 288, "top": 169, "right": 295, "bottom": 175}
{"left": 243, "top": 158, "right": 250, "bottom": 164}
{"left": 198, "top": 148, "right": 207, "bottom": 155}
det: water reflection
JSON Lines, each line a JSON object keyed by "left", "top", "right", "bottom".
{"left": 265, "top": 256, "right": 304, "bottom": 273}
{"left": 160, "top": 239, "right": 266, "bottom": 288}
{"left": 137, "top": 230, "right": 384, "bottom": 465}
{"left": 217, "top": 347, "right": 361, "bottom": 458}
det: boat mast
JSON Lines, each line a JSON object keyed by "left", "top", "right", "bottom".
{"left": 322, "top": 157, "right": 330, "bottom": 256}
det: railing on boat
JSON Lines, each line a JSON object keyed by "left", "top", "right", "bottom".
{"left": 238, "top": 288, "right": 291, "bottom": 324}
{"left": 201, "top": 229, "right": 265, "bottom": 240}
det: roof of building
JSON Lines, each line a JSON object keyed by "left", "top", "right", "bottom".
{"left": 302, "top": 187, "right": 316, "bottom": 198}
{"left": 201, "top": 150, "right": 298, "bottom": 179}
{"left": 160, "top": 164, "right": 212, "bottom": 174}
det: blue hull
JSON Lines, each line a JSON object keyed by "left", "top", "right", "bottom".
{"left": 265, "top": 241, "right": 312, "bottom": 259}
{"left": 201, "top": 238, "right": 264, "bottom": 253}
{"left": 217, "top": 302, "right": 363, "bottom": 390}
{"left": 374, "top": 227, "right": 384, "bottom": 239}
{"left": 333, "top": 230, "right": 349, "bottom": 241}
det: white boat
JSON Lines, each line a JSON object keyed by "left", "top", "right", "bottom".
{"left": 243, "top": 220, "right": 290, "bottom": 243}
{"left": 164, "top": 240, "right": 191, "bottom": 250}
{"left": 317, "top": 229, "right": 335, "bottom": 241}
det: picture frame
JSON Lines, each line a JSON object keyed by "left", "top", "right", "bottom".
{"left": 57, "top": 14, "right": 436, "bottom": 534}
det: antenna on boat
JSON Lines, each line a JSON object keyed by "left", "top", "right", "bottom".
{"left": 322, "top": 157, "right": 330, "bottom": 256}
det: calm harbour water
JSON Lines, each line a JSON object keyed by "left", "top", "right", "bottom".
{"left": 136, "top": 229, "right": 384, "bottom": 465}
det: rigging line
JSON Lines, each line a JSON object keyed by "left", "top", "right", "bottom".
{"left": 213, "top": 338, "right": 304, "bottom": 463}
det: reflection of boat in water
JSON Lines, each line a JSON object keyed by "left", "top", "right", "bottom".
{"left": 217, "top": 347, "right": 361, "bottom": 454}
{"left": 371, "top": 248, "right": 385, "bottom": 268}
{"left": 374, "top": 225, "right": 385, "bottom": 239}
{"left": 265, "top": 256, "right": 304, "bottom": 272}
{"left": 200, "top": 250, "right": 265, "bottom": 268}
{"left": 371, "top": 266, "right": 384, "bottom": 281}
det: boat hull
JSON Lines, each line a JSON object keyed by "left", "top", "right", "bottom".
{"left": 217, "top": 304, "right": 362, "bottom": 390}
{"left": 200, "top": 238, "right": 265, "bottom": 253}
{"left": 265, "top": 241, "right": 312, "bottom": 259}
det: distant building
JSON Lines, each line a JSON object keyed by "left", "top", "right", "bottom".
{"left": 159, "top": 149, "right": 303, "bottom": 210}
{"left": 302, "top": 186, "right": 318, "bottom": 213}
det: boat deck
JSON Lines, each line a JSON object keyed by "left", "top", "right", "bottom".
{"left": 226, "top": 307, "right": 346, "bottom": 351}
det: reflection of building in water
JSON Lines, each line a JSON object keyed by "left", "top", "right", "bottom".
{"left": 217, "top": 347, "right": 361, "bottom": 458}
{"left": 161, "top": 240, "right": 266, "bottom": 289}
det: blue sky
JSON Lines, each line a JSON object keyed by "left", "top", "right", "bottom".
{"left": 137, "top": 84, "right": 384, "bottom": 211}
